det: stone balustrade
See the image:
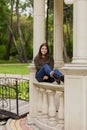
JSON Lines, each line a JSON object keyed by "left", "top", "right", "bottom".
{"left": 28, "top": 80, "right": 64, "bottom": 130}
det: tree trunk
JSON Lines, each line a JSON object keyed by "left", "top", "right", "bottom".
{"left": 16, "top": 0, "right": 28, "bottom": 63}
{"left": 63, "top": 32, "right": 69, "bottom": 63}
{"left": 5, "top": 0, "right": 14, "bottom": 60}
{"left": 8, "top": 24, "right": 23, "bottom": 62}
{"left": 66, "top": 16, "right": 71, "bottom": 58}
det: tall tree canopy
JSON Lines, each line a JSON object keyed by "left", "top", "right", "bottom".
{"left": 0, "top": 0, "right": 33, "bottom": 62}
{"left": 0, "top": 0, "right": 73, "bottom": 63}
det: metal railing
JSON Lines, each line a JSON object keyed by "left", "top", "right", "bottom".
{"left": 0, "top": 75, "right": 29, "bottom": 119}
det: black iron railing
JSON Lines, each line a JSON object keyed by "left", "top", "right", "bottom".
{"left": 0, "top": 76, "right": 29, "bottom": 119}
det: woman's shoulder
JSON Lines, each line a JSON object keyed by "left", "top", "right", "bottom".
{"left": 34, "top": 55, "right": 38, "bottom": 60}
{"left": 34, "top": 55, "right": 41, "bottom": 62}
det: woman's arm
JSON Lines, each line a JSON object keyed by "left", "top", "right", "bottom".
{"left": 34, "top": 58, "right": 42, "bottom": 71}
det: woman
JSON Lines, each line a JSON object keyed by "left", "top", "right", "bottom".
{"left": 34, "top": 43, "right": 64, "bottom": 84}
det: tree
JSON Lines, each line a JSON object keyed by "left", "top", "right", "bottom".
{"left": 5, "top": 0, "right": 33, "bottom": 62}
{"left": 64, "top": 4, "right": 73, "bottom": 61}
{"left": 5, "top": 0, "right": 14, "bottom": 60}
{"left": 16, "top": 0, "right": 28, "bottom": 63}
{"left": 0, "top": 0, "right": 10, "bottom": 59}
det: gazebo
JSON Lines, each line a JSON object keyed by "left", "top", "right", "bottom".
{"left": 27, "top": 0, "right": 87, "bottom": 130}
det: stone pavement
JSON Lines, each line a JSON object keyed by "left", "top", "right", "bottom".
{"left": 0, "top": 117, "right": 40, "bottom": 130}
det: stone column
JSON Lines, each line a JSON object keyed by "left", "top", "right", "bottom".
{"left": 72, "top": 0, "right": 87, "bottom": 63}
{"left": 62, "top": 67, "right": 87, "bottom": 130}
{"left": 63, "top": 1, "right": 87, "bottom": 130}
{"left": 54, "top": 0, "right": 64, "bottom": 68}
{"left": 27, "top": 64, "right": 38, "bottom": 124}
{"left": 33, "top": 0, "right": 45, "bottom": 58}
{"left": 27, "top": 0, "right": 45, "bottom": 123}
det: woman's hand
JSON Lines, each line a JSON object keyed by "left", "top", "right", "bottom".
{"left": 43, "top": 75, "right": 49, "bottom": 80}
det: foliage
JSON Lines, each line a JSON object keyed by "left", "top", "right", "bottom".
{"left": 0, "top": 80, "right": 29, "bottom": 101}
{"left": 0, "top": 0, "right": 10, "bottom": 45}
{"left": 0, "top": 14, "right": 33, "bottom": 61}
{"left": 10, "top": 15, "right": 33, "bottom": 61}
{"left": 0, "top": 45, "right": 6, "bottom": 59}
{"left": 48, "top": 14, "right": 54, "bottom": 55}
{"left": 47, "top": 2, "right": 73, "bottom": 61}
{"left": 18, "top": 81, "right": 29, "bottom": 100}
{"left": 0, "top": 0, "right": 33, "bottom": 62}
{"left": 64, "top": 4, "right": 73, "bottom": 60}
{"left": 0, "top": 0, "right": 73, "bottom": 63}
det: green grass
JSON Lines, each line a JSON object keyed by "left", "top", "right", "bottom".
{"left": 0, "top": 64, "right": 30, "bottom": 75}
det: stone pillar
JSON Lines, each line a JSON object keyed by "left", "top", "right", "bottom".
{"left": 72, "top": 0, "right": 87, "bottom": 63}
{"left": 54, "top": 0, "right": 64, "bottom": 68}
{"left": 27, "top": 64, "right": 38, "bottom": 124}
{"left": 33, "top": 0, "right": 45, "bottom": 58}
{"left": 28, "top": 0, "right": 45, "bottom": 123}
{"left": 62, "top": 66, "right": 87, "bottom": 130}
{"left": 63, "top": 1, "right": 87, "bottom": 130}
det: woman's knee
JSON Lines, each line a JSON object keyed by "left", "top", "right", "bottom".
{"left": 43, "top": 64, "right": 50, "bottom": 69}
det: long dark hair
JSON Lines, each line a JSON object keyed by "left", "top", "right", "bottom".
{"left": 35, "top": 43, "right": 50, "bottom": 61}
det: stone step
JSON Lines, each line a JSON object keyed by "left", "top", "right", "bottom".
{"left": 6, "top": 117, "right": 40, "bottom": 130}
{"left": 0, "top": 120, "right": 7, "bottom": 130}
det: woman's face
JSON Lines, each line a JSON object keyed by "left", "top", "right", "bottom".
{"left": 41, "top": 45, "right": 48, "bottom": 56}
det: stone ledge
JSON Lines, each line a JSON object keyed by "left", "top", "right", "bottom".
{"left": 61, "top": 63, "right": 87, "bottom": 75}
{"left": 34, "top": 118, "right": 63, "bottom": 130}
{"left": 33, "top": 80, "right": 64, "bottom": 92}
{"left": 6, "top": 119, "right": 12, "bottom": 130}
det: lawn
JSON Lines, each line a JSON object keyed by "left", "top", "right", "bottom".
{"left": 0, "top": 64, "right": 29, "bottom": 75}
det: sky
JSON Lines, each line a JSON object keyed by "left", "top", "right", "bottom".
{"left": 19, "top": 0, "right": 47, "bottom": 17}
{"left": 19, "top": 0, "right": 33, "bottom": 16}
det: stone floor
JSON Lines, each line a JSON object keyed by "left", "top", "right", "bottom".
{"left": 0, "top": 117, "right": 40, "bottom": 130}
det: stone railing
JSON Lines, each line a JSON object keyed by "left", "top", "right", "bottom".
{"left": 27, "top": 64, "right": 64, "bottom": 130}
{"left": 33, "top": 81, "right": 64, "bottom": 130}
{"left": 28, "top": 82, "right": 64, "bottom": 130}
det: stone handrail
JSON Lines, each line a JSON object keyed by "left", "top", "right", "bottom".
{"left": 27, "top": 64, "right": 64, "bottom": 130}
{"left": 33, "top": 80, "right": 64, "bottom": 91}
{"left": 33, "top": 80, "right": 64, "bottom": 130}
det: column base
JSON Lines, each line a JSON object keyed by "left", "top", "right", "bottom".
{"left": 62, "top": 63, "right": 87, "bottom": 130}
{"left": 72, "top": 57, "right": 87, "bottom": 64}
{"left": 54, "top": 61, "right": 64, "bottom": 68}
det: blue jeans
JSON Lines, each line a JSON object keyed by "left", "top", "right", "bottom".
{"left": 35, "top": 64, "right": 63, "bottom": 83}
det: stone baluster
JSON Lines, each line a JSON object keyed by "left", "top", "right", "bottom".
{"left": 47, "top": 90, "right": 57, "bottom": 126}
{"left": 58, "top": 92, "right": 64, "bottom": 124}
{"left": 37, "top": 88, "right": 43, "bottom": 116}
{"left": 40, "top": 88, "right": 48, "bottom": 120}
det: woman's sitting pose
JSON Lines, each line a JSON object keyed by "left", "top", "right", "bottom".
{"left": 34, "top": 43, "right": 64, "bottom": 84}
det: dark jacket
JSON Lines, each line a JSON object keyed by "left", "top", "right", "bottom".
{"left": 34, "top": 56, "right": 54, "bottom": 72}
